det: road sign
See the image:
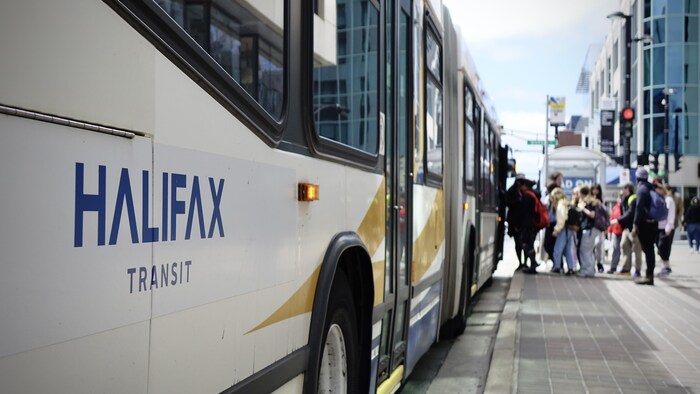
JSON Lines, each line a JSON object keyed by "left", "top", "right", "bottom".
{"left": 527, "top": 140, "right": 556, "bottom": 145}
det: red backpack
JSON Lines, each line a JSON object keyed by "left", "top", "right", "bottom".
{"left": 524, "top": 190, "right": 548, "bottom": 230}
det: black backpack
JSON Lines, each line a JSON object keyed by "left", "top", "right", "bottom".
{"left": 565, "top": 205, "right": 581, "bottom": 227}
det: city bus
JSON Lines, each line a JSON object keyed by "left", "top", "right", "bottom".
{"left": 0, "top": 0, "right": 508, "bottom": 392}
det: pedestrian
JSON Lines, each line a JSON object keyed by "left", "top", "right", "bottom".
{"left": 506, "top": 177, "right": 525, "bottom": 268}
{"left": 591, "top": 183, "right": 606, "bottom": 273}
{"left": 551, "top": 187, "right": 577, "bottom": 275}
{"left": 542, "top": 181, "right": 560, "bottom": 266}
{"left": 606, "top": 192, "right": 624, "bottom": 274}
{"left": 577, "top": 185, "right": 600, "bottom": 277}
{"left": 614, "top": 183, "right": 642, "bottom": 276}
{"left": 684, "top": 196, "right": 700, "bottom": 253}
{"left": 514, "top": 177, "right": 541, "bottom": 274}
{"left": 632, "top": 167, "right": 658, "bottom": 285}
{"left": 571, "top": 186, "right": 582, "bottom": 268}
{"left": 654, "top": 181, "right": 676, "bottom": 275}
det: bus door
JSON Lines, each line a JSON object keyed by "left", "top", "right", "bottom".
{"left": 377, "top": 0, "right": 412, "bottom": 386}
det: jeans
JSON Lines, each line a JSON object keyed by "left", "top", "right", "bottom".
{"left": 553, "top": 227, "right": 576, "bottom": 271}
{"left": 688, "top": 223, "right": 700, "bottom": 251}
{"left": 579, "top": 227, "right": 601, "bottom": 276}
{"left": 609, "top": 233, "right": 622, "bottom": 271}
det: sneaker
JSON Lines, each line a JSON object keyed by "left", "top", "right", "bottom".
{"left": 659, "top": 267, "right": 672, "bottom": 275}
{"left": 565, "top": 270, "right": 575, "bottom": 276}
{"left": 633, "top": 270, "right": 641, "bottom": 278}
{"left": 551, "top": 268, "right": 562, "bottom": 274}
{"left": 617, "top": 270, "right": 631, "bottom": 276}
{"left": 606, "top": 269, "right": 616, "bottom": 274}
{"left": 597, "top": 263, "right": 604, "bottom": 273}
{"left": 635, "top": 277, "right": 654, "bottom": 285}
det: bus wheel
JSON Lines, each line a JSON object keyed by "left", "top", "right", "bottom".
{"left": 318, "top": 271, "right": 359, "bottom": 393}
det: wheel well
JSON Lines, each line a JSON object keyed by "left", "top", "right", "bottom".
{"left": 336, "top": 246, "right": 373, "bottom": 392}
{"left": 303, "top": 232, "right": 374, "bottom": 393}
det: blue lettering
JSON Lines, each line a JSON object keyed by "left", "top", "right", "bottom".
{"left": 150, "top": 265, "right": 158, "bottom": 289}
{"left": 185, "top": 176, "right": 206, "bottom": 240}
{"left": 171, "top": 262, "right": 178, "bottom": 285}
{"left": 170, "top": 173, "right": 186, "bottom": 241}
{"left": 208, "top": 178, "right": 225, "bottom": 238}
{"left": 74, "top": 163, "right": 106, "bottom": 247}
{"left": 184, "top": 260, "right": 192, "bottom": 282}
{"left": 162, "top": 172, "right": 168, "bottom": 242}
{"left": 127, "top": 268, "right": 136, "bottom": 294}
{"left": 142, "top": 170, "right": 159, "bottom": 243}
{"left": 109, "top": 168, "right": 139, "bottom": 245}
{"left": 160, "top": 264, "right": 168, "bottom": 287}
{"left": 139, "top": 267, "right": 148, "bottom": 292}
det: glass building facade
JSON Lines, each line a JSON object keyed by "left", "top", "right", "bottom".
{"left": 636, "top": 0, "right": 700, "bottom": 158}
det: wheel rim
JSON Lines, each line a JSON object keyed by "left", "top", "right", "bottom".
{"left": 318, "top": 323, "right": 347, "bottom": 393}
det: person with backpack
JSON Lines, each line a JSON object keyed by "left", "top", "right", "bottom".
{"left": 576, "top": 185, "right": 601, "bottom": 277}
{"left": 551, "top": 187, "right": 578, "bottom": 275}
{"left": 632, "top": 167, "right": 660, "bottom": 285}
{"left": 606, "top": 192, "right": 624, "bottom": 274}
{"left": 654, "top": 180, "right": 676, "bottom": 276}
{"left": 512, "top": 177, "right": 541, "bottom": 274}
{"left": 613, "top": 183, "right": 642, "bottom": 276}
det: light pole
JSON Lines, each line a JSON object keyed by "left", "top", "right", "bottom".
{"left": 607, "top": 11, "right": 632, "bottom": 169}
{"left": 662, "top": 88, "right": 675, "bottom": 178}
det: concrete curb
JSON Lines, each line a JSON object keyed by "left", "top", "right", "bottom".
{"left": 483, "top": 271, "right": 523, "bottom": 394}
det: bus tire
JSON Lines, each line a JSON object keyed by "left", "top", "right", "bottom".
{"left": 318, "top": 270, "right": 360, "bottom": 393}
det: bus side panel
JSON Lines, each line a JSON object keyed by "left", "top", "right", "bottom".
{"left": 0, "top": 0, "right": 155, "bottom": 136}
{"left": 0, "top": 116, "right": 153, "bottom": 393}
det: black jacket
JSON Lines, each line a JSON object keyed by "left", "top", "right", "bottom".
{"left": 617, "top": 194, "right": 637, "bottom": 231}
{"left": 684, "top": 203, "right": 700, "bottom": 225}
{"left": 634, "top": 181, "right": 655, "bottom": 227}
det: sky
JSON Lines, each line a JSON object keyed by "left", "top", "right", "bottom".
{"left": 444, "top": 0, "right": 619, "bottom": 181}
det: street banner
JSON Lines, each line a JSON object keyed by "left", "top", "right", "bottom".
{"left": 548, "top": 97, "right": 566, "bottom": 125}
{"left": 600, "top": 110, "right": 615, "bottom": 156}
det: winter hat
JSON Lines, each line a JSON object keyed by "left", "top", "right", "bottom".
{"left": 635, "top": 166, "right": 649, "bottom": 180}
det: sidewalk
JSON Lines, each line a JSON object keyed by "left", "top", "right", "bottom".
{"left": 486, "top": 240, "right": 700, "bottom": 393}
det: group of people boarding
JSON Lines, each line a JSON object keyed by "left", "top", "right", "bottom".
{"left": 506, "top": 167, "right": 700, "bottom": 286}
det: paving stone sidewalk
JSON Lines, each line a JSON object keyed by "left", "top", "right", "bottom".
{"left": 495, "top": 241, "right": 700, "bottom": 393}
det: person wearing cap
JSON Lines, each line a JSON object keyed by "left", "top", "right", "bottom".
{"left": 631, "top": 167, "right": 658, "bottom": 285}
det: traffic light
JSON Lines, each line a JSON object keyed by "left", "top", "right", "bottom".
{"left": 675, "top": 153, "right": 683, "bottom": 171}
{"left": 621, "top": 107, "right": 635, "bottom": 121}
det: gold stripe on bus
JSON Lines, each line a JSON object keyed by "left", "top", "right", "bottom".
{"left": 411, "top": 189, "right": 445, "bottom": 284}
{"left": 247, "top": 179, "right": 386, "bottom": 334}
{"left": 356, "top": 178, "right": 386, "bottom": 258}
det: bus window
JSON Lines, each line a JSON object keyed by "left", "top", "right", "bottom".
{"left": 313, "top": 0, "right": 379, "bottom": 154}
{"left": 424, "top": 27, "right": 443, "bottom": 182}
{"left": 155, "top": 0, "right": 284, "bottom": 119}
{"left": 463, "top": 84, "right": 475, "bottom": 186}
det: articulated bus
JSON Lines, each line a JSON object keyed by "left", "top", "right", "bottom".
{"left": 0, "top": 0, "right": 508, "bottom": 392}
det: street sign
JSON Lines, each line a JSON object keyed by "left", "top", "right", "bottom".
{"left": 527, "top": 140, "right": 556, "bottom": 145}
